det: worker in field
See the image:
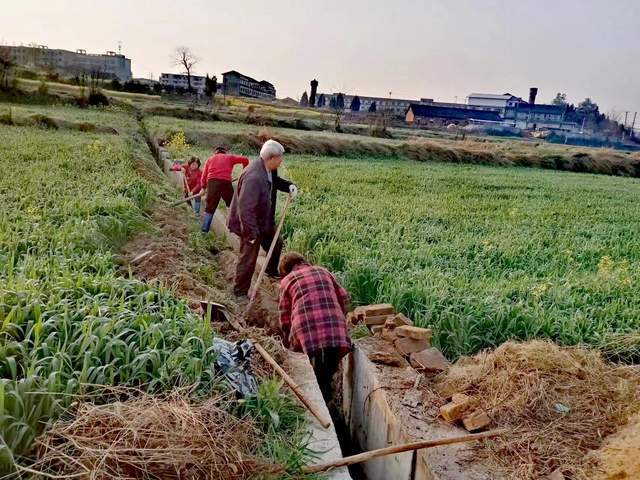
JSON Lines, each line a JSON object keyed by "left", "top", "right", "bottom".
{"left": 200, "top": 146, "right": 250, "bottom": 233}
{"left": 171, "top": 156, "right": 203, "bottom": 215}
{"left": 227, "top": 139, "right": 298, "bottom": 298}
{"left": 278, "top": 252, "right": 352, "bottom": 403}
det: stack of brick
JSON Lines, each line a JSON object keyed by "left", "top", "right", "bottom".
{"left": 439, "top": 393, "right": 492, "bottom": 432}
{"left": 352, "top": 304, "right": 398, "bottom": 327}
{"left": 353, "top": 303, "right": 452, "bottom": 374}
{"left": 350, "top": 302, "right": 492, "bottom": 433}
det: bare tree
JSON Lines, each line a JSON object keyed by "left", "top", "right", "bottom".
{"left": 172, "top": 47, "right": 198, "bottom": 94}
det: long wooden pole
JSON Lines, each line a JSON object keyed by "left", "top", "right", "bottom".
{"left": 302, "top": 429, "right": 508, "bottom": 474}
{"left": 170, "top": 176, "right": 239, "bottom": 207}
{"left": 253, "top": 342, "right": 332, "bottom": 429}
{"left": 170, "top": 191, "right": 203, "bottom": 207}
{"left": 223, "top": 306, "right": 333, "bottom": 429}
{"left": 247, "top": 194, "right": 292, "bottom": 302}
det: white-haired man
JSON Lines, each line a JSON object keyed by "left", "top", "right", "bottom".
{"left": 227, "top": 139, "right": 298, "bottom": 298}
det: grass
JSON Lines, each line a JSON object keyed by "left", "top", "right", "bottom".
{"left": 283, "top": 155, "right": 640, "bottom": 359}
{"left": 146, "top": 115, "right": 640, "bottom": 178}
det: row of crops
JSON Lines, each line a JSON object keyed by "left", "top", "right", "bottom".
{"left": 283, "top": 156, "right": 640, "bottom": 359}
{"left": 0, "top": 112, "right": 312, "bottom": 475}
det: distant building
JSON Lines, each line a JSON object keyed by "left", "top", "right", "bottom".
{"left": 159, "top": 73, "right": 206, "bottom": 94}
{"left": 321, "top": 93, "right": 419, "bottom": 116}
{"left": 504, "top": 104, "right": 573, "bottom": 130}
{"left": 132, "top": 78, "right": 159, "bottom": 88}
{"left": 222, "top": 70, "right": 276, "bottom": 99}
{"left": 3, "top": 44, "right": 132, "bottom": 82}
{"left": 467, "top": 93, "right": 524, "bottom": 113}
{"left": 406, "top": 104, "right": 502, "bottom": 126}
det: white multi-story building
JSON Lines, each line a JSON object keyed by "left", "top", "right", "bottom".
{"left": 3, "top": 45, "right": 132, "bottom": 82}
{"left": 159, "top": 73, "right": 206, "bottom": 94}
{"left": 221, "top": 70, "right": 276, "bottom": 99}
{"left": 467, "top": 93, "right": 523, "bottom": 113}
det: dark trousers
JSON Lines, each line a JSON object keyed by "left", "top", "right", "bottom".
{"left": 233, "top": 232, "right": 283, "bottom": 296}
{"left": 205, "top": 179, "right": 234, "bottom": 214}
{"left": 308, "top": 347, "right": 343, "bottom": 405}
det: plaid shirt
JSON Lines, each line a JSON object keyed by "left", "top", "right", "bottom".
{"left": 279, "top": 264, "right": 352, "bottom": 357}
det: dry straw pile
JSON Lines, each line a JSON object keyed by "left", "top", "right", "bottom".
{"left": 31, "top": 392, "right": 271, "bottom": 480}
{"left": 436, "top": 340, "right": 640, "bottom": 479}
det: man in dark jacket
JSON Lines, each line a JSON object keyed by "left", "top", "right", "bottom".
{"left": 227, "top": 139, "right": 298, "bottom": 298}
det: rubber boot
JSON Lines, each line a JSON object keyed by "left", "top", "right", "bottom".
{"left": 201, "top": 212, "right": 213, "bottom": 233}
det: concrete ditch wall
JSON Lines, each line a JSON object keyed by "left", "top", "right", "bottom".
{"left": 342, "top": 339, "right": 500, "bottom": 480}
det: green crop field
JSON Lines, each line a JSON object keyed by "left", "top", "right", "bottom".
{"left": 283, "top": 155, "right": 640, "bottom": 359}
{"left": 0, "top": 109, "right": 313, "bottom": 476}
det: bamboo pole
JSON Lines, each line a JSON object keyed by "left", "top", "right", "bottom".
{"left": 253, "top": 342, "right": 332, "bottom": 429}
{"left": 170, "top": 191, "right": 203, "bottom": 207}
{"left": 169, "top": 176, "right": 239, "bottom": 207}
{"left": 302, "top": 429, "right": 508, "bottom": 474}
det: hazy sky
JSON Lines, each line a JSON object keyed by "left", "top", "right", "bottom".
{"left": 2, "top": 0, "right": 639, "bottom": 120}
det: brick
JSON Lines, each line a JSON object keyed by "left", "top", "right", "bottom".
{"left": 396, "top": 326, "right": 432, "bottom": 341}
{"left": 462, "top": 410, "right": 491, "bottom": 432}
{"left": 371, "top": 325, "right": 384, "bottom": 335}
{"left": 346, "top": 311, "right": 357, "bottom": 325}
{"left": 369, "top": 349, "right": 404, "bottom": 367}
{"left": 353, "top": 306, "right": 367, "bottom": 321}
{"left": 440, "top": 396, "right": 472, "bottom": 422}
{"left": 381, "top": 327, "right": 397, "bottom": 342}
{"left": 362, "top": 304, "right": 395, "bottom": 317}
{"left": 391, "top": 313, "right": 413, "bottom": 326}
{"left": 394, "top": 337, "right": 430, "bottom": 356}
{"left": 364, "top": 314, "right": 392, "bottom": 326}
{"left": 409, "top": 348, "right": 450, "bottom": 372}
{"left": 452, "top": 393, "right": 470, "bottom": 404}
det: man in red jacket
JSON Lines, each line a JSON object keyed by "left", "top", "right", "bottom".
{"left": 278, "top": 252, "right": 352, "bottom": 403}
{"left": 200, "top": 146, "right": 249, "bottom": 233}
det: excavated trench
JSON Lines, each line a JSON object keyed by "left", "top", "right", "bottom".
{"left": 147, "top": 128, "right": 503, "bottom": 480}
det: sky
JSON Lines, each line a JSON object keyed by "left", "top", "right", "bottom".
{"left": 2, "top": 0, "right": 639, "bottom": 121}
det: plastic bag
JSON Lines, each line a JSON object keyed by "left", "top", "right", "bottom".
{"left": 211, "top": 338, "right": 258, "bottom": 397}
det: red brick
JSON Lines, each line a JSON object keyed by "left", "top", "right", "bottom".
{"left": 462, "top": 410, "right": 491, "bottom": 432}
{"left": 409, "top": 348, "right": 450, "bottom": 372}
{"left": 440, "top": 396, "right": 472, "bottom": 422}
{"left": 364, "top": 314, "right": 391, "bottom": 326}
{"left": 394, "top": 337, "right": 430, "bottom": 356}
{"left": 362, "top": 304, "right": 395, "bottom": 317}
{"left": 391, "top": 313, "right": 413, "bottom": 326}
{"left": 396, "top": 326, "right": 432, "bottom": 342}
{"left": 371, "top": 325, "right": 384, "bottom": 335}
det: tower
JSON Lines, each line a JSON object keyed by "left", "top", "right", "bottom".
{"left": 309, "top": 79, "right": 318, "bottom": 107}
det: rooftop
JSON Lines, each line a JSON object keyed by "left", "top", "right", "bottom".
{"left": 222, "top": 70, "right": 274, "bottom": 87}
{"left": 409, "top": 104, "right": 502, "bottom": 122}
{"left": 468, "top": 93, "right": 516, "bottom": 100}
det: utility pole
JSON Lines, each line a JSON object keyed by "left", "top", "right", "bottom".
{"left": 631, "top": 112, "right": 637, "bottom": 139}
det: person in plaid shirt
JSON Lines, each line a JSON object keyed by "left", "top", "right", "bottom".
{"left": 278, "top": 252, "right": 352, "bottom": 403}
